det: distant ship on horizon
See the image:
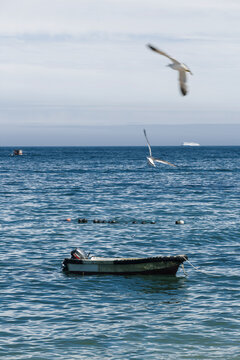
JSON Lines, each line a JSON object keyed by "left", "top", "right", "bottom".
{"left": 182, "top": 142, "right": 200, "bottom": 146}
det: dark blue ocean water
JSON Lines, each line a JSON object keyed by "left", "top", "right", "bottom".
{"left": 0, "top": 146, "right": 239, "bottom": 359}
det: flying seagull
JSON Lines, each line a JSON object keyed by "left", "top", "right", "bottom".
{"left": 143, "top": 129, "right": 176, "bottom": 167}
{"left": 147, "top": 44, "right": 193, "bottom": 96}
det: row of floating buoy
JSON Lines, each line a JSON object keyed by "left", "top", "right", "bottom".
{"left": 78, "top": 218, "right": 156, "bottom": 224}
{"left": 66, "top": 218, "right": 185, "bottom": 225}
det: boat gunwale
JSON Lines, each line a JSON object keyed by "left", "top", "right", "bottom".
{"left": 63, "top": 255, "right": 188, "bottom": 266}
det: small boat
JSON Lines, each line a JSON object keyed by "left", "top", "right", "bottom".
{"left": 182, "top": 142, "right": 200, "bottom": 146}
{"left": 62, "top": 248, "right": 188, "bottom": 275}
{"left": 12, "top": 149, "right": 23, "bottom": 156}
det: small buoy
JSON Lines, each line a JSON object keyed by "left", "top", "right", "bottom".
{"left": 176, "top": 220, "right": 184, "bottom": 225}
{"left": 66, "top": 218, "right": 71, "bottom": 222}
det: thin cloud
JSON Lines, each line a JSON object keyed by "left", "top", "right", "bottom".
{"left": 0, "top": 0, "right": 240, "bottom": 145}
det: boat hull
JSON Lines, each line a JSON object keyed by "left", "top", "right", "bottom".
{"left": 62, "top": 255, "right": 187, "bottom": 276}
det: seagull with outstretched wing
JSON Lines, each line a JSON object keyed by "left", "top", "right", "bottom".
{"left": 147, "top": 44, "right": 193, "bottom": 96}
{"left": 143, "top": 129, "right": 176, "bottom": 167}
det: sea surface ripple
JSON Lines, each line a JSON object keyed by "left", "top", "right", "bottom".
{"left": 0, "top": 146, "right": 239, "bottom": 359}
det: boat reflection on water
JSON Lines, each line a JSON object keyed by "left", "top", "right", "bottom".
{"left": 63, "top": 269, "right": 188, "bottom": 296}
{"left": 122, "top": 272, "right": 188, "bottom": 295}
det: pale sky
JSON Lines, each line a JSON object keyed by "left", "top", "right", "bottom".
{"left": 0, "top": 0, "right": 240, "bottom": 145}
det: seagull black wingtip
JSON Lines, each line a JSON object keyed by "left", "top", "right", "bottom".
{"left": 147, "top": 44, "right": 157, "bottom": 52}
{"left": 180, "top": 87, "right": 187, "bottom": 96}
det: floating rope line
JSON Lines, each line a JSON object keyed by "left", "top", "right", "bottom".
{"left": 181, "top": 263, "right": 188, "bottom": 276}
{"left": 182, "top": 256, "right": 217, "bottom": 276}
{"left": 77, "top": 218, "right": 158, "bottom": 224}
